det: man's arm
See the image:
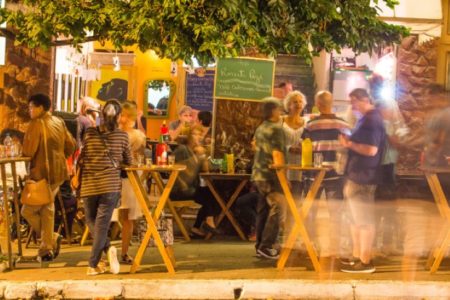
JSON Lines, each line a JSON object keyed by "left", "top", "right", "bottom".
{"left": 339, "top": 134, "right": 378, "bottom": 156}
{"left": 22, "top": 121, "right": 41, "bottom": 158}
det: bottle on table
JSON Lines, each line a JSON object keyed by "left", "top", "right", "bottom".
{"left": 160, "top": 120, "right": 170, "bottom": 142}
{"left": 156, "top": 135, "right": 168, "bottom": 166}
{"left": 4, "top": 134, "right": 13, "bottom": 157}
{"left": 301, "top": 138, "right": 313, "bottom": 167}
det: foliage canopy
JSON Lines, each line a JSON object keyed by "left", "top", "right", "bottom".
{"left": 0, "top": 0, "right": 409, "bottom": 64}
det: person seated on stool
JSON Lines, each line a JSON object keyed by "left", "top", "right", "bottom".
{"left": 170, "top": 125, "right": 219, "bottom": 238}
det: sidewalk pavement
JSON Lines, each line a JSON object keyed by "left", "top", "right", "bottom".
{"left": 0, "top": 239, "right": 449, "bottom": 299}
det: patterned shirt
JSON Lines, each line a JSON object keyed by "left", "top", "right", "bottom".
{"left": 304, "top": 114, "right": 350, "bottom": 179}
{"left": 80, "top": 127, "right": 132, "bottom": 197}
{"left": 252, "top": 120, "right": 286, "bottom": 182}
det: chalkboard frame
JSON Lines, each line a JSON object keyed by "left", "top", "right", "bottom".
{"left": 213, "top": 57, "right": 275, "bottom": 102}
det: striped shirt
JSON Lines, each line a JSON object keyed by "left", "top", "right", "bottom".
{"left": 80, "top": 127, "right": 132, "bottom": 197}
{"left": 304, "top": 114, "right": 350, "bottom": 179}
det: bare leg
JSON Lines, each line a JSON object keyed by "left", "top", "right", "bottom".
{"left": 119, "top": 209, "right": 133, "bottom": 257}
{"left": 350, "top": 225, "right": 360, "bottom": 259}
{"left": 359, "top": 224, "right": 375, "bottom": 264}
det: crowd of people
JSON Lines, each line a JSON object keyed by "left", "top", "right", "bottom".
{"left": 8, "top": 77, "right": 450, "bottom": 276}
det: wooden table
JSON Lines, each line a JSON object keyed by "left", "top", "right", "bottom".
{"left": 270, "top": 164, "right": 330, "bottom": 272}
{"left": 125, "top": 164, "right": 186, "bottom": 274}
{"left": 200, "top": 173, "right": 250, "bottom": 241}
{"left": 422, "top": 167, "right": 450, "bottom": 273}
{"left": 0, "top": 156, "right": 30, "bottom": 270}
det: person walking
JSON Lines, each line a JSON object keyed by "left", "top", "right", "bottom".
{"left": 79, "top": 99, "right": 132, "bottom": 275}
{"left": 22, "top": 94, "right": 76, "bottom": 261}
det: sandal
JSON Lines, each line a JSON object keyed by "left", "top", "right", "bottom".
{"left": 120, "top": 254, "right": 133, "bottom": 265}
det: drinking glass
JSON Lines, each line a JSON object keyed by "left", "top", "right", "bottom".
{"left": 314, "top": 153, "right": 323, "bottom": 168}
{"left": 137, "top": 154, "right": 144, "bottom": 166}
{"left": 168, "top": 154, "right": 175, "bottom": 166}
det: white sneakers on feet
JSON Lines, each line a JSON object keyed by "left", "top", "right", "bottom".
{"left": 87, "top": 266, "right": 106, "bottom": 276}
{"left": 107, "top": 246, "right": 120, "bottom": 274}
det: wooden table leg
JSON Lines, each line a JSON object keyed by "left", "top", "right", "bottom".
{"left": 0, "top": 164, "right": 13, "bottom": 270}
{"left": 10, "top": 162, "right": 23, "bottom": 256}
{"left": 152, "top": 173, "right": 191, "bottom": 242}
{"left": 204, "top": 178, "right": 247, "bottom": 241}
{"left": 425, "top": 173, "right": 450, "bottom": 273}
{"left": 276, "top": 168, "right": 321, "bottom": 272}
{"left": 128, "top": 170, "right": 176, "bottom": 274}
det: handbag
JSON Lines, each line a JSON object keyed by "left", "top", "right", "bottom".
{"left": 21, "top": 120, "right": 54, "bottom": 206}
{"left": 70, "top": 154, "right": 83, "bottom": 192}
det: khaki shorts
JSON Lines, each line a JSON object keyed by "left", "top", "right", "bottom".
{"left": 344, "top": 179, "right": 376, "bottom": 226}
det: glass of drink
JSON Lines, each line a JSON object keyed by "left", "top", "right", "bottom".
{"left": 137, "top": 154, "right": 144, "bottom": 167}
{"left": 168, "top": 154, "right": 175, "bottom": 166}
{"left": 314, "top": 153, "right": 323, "bottom": 168}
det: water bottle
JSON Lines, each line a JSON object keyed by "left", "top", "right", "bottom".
{"left": 4, "top": 134, "right": 13, "bottom": 157}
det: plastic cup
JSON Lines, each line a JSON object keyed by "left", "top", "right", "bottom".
{"left": 314, "top": 153, "right": 323, "bottom": 168}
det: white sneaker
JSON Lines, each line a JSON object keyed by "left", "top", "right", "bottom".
{"left": 107, "top": 246, "right": 120, "bottom": 274}
{"left": 87, "top": 266, "right": 106, "bottom": 276}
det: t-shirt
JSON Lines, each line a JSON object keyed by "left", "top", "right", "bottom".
{"left": 346, "top": 109, "right": 386, "bottom": 185}
{"left": 252, "top": 120, "right": 286, "bottom": 182}
{"left": 304, "top": 114, "right": 351, "bottom": 179}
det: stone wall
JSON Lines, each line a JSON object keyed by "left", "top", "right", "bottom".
{"left": 396, "top": 36, "right": 449, "bottom": 174}
{"left": 0, "top": 41, "right": 52, "bottom": 133}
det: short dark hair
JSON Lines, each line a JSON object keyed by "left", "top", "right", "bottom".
{"left": 198, "top": 111, "right": 212, "bottom": 127}
{"left": 262, "top": 98, "right": 281, "bottom": 120}
{"left": 349, "top": 88, "right": 371, "bottom": 103}
{"left": 278, "top": 81, "right": 292, "bottom": 88}
{"left": 29, "top": 94, "right": 51, "bottom": 111}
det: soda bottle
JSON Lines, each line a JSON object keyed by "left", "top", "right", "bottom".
{"left": 4, "top": 134, "right": 13, "bottom": 157}
{"left": 155, "top": 135, "right": 168, "bottom": 165}
{"left": 160, "top": 120, "right": 170, "bottom": 142}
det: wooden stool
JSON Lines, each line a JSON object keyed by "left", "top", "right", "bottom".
{"left": 169, "top": 200, "right": 200, "bottom": 240}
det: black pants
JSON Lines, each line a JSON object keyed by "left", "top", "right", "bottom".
{"left": 234, "top": 191, "right": 260, "bottom": 235}
{"left": 171, "top": 187, "right": 220, "bottom": 229}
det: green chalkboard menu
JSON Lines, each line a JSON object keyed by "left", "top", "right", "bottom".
{"left": 214, "top": 57, "right": 275, "bottom": 101}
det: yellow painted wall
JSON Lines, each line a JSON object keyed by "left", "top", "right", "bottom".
{"left": 92, "top": 42, "right": 185, "bottom": 139}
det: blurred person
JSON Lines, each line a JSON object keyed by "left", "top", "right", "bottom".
{"left": 116, "top": 101, "right": 146, "bottom": 264}
{"left": 282, "top": 91, "right": 307, "bottom": 195}
{"left": 304, "top": 91, "right": 351, "bottom": 261}
{"left": 79, "top": 100, "right": 132, "bottom": 275}
{"left": 252, "top": 98, "right": 286, "bottom": 259}
{"left": 170, "top": 125, "right": 219, "bottom": 238}
{"left": 169, "top": 105, "right": 193, "bottom": 141}
{"left": 279, "top": 82, "right": 294, "bottom": 99}
{"left": 196, "top": 110, "right": 212, "bottom": 146}
{"left": 22, "top": 94, "right": 76, "bottom": 262}
{"left": 339, "top": 88, "right": 386, "bottom": 273}
{"left": 77, "top": 97, "right": 100, "bottom": 148}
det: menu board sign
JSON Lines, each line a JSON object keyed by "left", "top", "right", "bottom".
{"left": 185, "top": 70, "right": 214, "bottom": 112}
{"left": 214, "top": 57, "right": 275, "bottom": 101}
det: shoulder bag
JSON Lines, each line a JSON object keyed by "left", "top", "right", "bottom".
{"left": 21, "top": 120, "right": 54, "bottom": 206}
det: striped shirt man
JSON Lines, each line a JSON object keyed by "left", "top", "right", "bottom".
{"left": 304, "top": 114, "right": 351, "bottom": 180}
{"left": 80, "top": 127, "right": 132, "bottom": 198}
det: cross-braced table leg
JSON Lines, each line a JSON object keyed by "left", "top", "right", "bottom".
{"left": 0, "top": 164, "right": 13, "bottom": 270}
{"left": 276, "top": 169, "right": 325, "bottom": 272}
{"left": 10, "top": 162, "right": 23, "bottom": 256}
{"left": 425, "top": 173, "right": 450, "bottom": 274}
{"left": 204, "top": 178, "right": 247, "bottom": 241}
{"left": 152, "top": 173, "right": 191, "bottom": 242}
{"left": 128, "top": 170, "right": 178, "bottom": 274}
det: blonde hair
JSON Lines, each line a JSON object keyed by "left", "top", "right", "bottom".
{"left": 283, "top": 90, "right": 307, "bottom": 112}
{"left": 178, "top": 105, "right": 193, "bottom": 116}
{"left": 315, "top": 90, "right": 333, "bottom": 109}
{"left": 121, "top": 101, "right": 138, "bottom": 129}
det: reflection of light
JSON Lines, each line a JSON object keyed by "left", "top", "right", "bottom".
{"left": 375, "top": 52, "right": 395, "bottom": 80}
{"left": 380, "top": 85, "right": 394, "bottom": 101}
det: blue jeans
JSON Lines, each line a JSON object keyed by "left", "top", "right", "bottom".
{"left": 84, "top": 192, "right": 120, "bottom": 268}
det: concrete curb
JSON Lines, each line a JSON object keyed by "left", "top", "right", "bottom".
{"left": 0, "top": 279, "right": 449, "bottom": 299}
